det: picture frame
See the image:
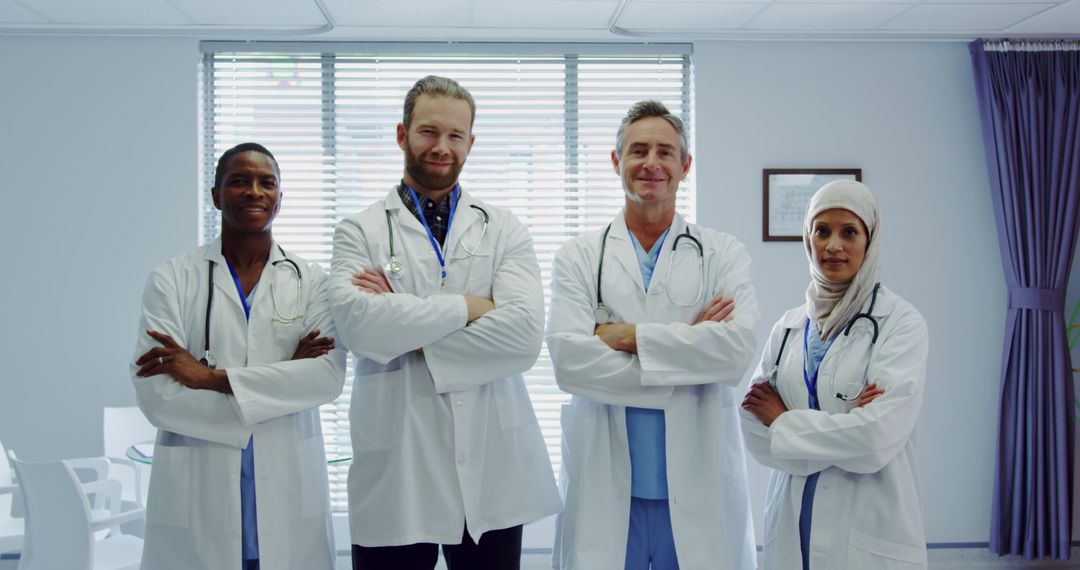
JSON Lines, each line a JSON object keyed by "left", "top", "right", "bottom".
{"left": 762, "top": 168, "right": 863, "bottom": 242}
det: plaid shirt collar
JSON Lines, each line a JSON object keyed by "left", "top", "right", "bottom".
{"left": 396, "top": 181, "right": 459, "bottom": 245}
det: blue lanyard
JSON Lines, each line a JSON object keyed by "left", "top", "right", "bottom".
{"left": 802, "top": 319, "right": 836, "bottom": 410}
{"left": 407, "top": 185, "right": 458, "bottom": 283}
{"left": 225, "top": 259, "right": 253, "bottom": 322}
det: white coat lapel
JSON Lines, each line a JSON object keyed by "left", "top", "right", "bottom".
{"left": 385, "top": 186, "right": 442, "bottom": 294}
{"left": 249, "top": 243, "right": 292, "bottom": 324}
{"left": 444, "top": 189, "right": 483, "bottom": 261}
{"left": 204, "top": 239, "right": 245, "bottom": 314}
{"left": 609, "top": 213, "right": 646, "bottom": 294}
{"left": 643, "top": 214, "right": 687, "bottom": 298}
{"left": 387, "top": 185, "right": 429, "bottom": 239}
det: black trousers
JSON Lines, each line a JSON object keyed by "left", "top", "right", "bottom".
{"left": 352, "top": 524, "right": 523, "bottom": 570}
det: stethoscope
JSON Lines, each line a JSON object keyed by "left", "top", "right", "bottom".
{"left": 769, "top": 282, "right": 882, "bottom": 403}
{"left": 593, "top": 223, "right": 705, "bottom": 324}
{"left": 199, "top": 245, "right": 303, "bottom": 368}
{"left": 383, "top": 201, "right": 491, "bottom": 280}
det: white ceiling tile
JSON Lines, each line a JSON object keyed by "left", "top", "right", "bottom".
{"left": 879, "top": 2, "right": 1057, "bottom": 30}
{"left": 747, "top": 3, "right": 912, "bottom": 29}
{"left": 322, "top": 0, "right": 472, "bottom": 27}
{"left": 473, "top": 1, "right": 618, "bottom": 28}
{"left": 1005, "top": 0, "right": 1080, "bottom": 31}
{"left": 27, "top": 0, "right": 189, "bottom": 24}
{"left": 168, "top": 0, "right": 327, "bottom": 26}
{"left": 617, "top": 1, "right": 765, "bottom": 29}
{"left": 922, "top": 0, "right": 1065, "bottom": 4}
{"left": 0, "top": 0, "right": 48, "bottom": 23}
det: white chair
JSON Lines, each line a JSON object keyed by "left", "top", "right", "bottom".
{"left": 102, "top": 407, "right": 156, "bottom": 508}
{"left": 10, "top": 456, "right": 143, "bottom": 570}
{"left": 1, "top": 440, "right": 120, "bottom": 558}
{"left": 0, "top": 439, "right": 23, "bottom": 557}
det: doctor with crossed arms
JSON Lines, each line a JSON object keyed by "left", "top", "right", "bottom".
{"left": 547, "top": 100, "right": 759, "bottom": 570}
{"left": 328, "top": 76, "right": 560, "bottom": 570}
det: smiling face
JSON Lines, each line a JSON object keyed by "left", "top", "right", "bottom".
{"left": 397, "top": 94, "right": 475, "bottom": 194}
{"left": 212, "top": 150, "right": 281, "bottom": 235}
{"left": 810, "top": 208, "right": 868, "bottom": 283}
{"left": 612, "top": 116, "right": 692, "bottom": 208}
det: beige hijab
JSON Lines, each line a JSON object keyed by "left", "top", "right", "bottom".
{"left": 804, "top": 180, "right": 881, "bottom": 340}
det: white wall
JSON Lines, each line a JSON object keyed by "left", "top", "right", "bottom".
{"left": 0, "top": 36, "right": 1017, "bottom": 547}
{"left": 0, "top": 36, "right": 199, "bottom": 460}
{"left": 693, "top": 41, "right": 1003, "bottom": 544}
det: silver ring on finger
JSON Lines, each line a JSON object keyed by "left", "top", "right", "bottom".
{"left": 158, "top": 356, "right": 164, "bottom": 365}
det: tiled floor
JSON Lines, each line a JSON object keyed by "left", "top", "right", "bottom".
{"left": 7, "top": 548, "right": 1080, "bottom": 569}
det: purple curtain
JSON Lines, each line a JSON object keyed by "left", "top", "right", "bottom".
{"left": 970, "top": 40, "right": 1080, "bottom": 560}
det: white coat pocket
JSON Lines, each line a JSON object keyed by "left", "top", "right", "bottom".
{"left": 658, "top": 252, "right": 704, "bottom": 308}
{"left": 846, "top": 528, "right": 926, "bottom": 569}
{"left": 350, "top": 369, "right": 405, "bottom": 451}
{"left": 454, "top": 252, "right": 495, "bottom": 297}
{"left": 271, "top": 321, "right": 304, "bottom": 356}
{"left": 826, "top": 331, "right": 873, "bottom": 405}
{"left": 146, "top": 445, "right": 191, "bottom": 527}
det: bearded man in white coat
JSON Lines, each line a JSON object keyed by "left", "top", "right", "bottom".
{"left": 132, "top": 142, "right": 346, "bottom": 570}
{"left": 328, "top": 75, "right": 560, "bottom": 570}
{"left": 547, "top": 100, "right": 759, "bottom": 570}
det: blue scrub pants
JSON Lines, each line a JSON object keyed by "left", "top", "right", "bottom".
{"left": 625, "top": 498, "right": 679, "bottom": 570}
{"left": 243, "top": 560, "right": 259, "bottom": 570}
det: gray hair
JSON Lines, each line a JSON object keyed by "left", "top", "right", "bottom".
{"left": 402, "top": 75, "right": 476, "bottom": 129}
{"left": 614, "top": 100, "right": 689, "bottom": 161}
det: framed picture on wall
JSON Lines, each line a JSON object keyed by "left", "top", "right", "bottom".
{"left": 763, "top": 168, "right": 863, "bottom": 242}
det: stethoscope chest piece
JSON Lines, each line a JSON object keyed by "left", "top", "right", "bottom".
{"left": 385, "top": 258, "right": 404, "bottom": 279}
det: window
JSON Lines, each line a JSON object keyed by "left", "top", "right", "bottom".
{"left": 200, "top": 42, "right": 695, "bottom": 510}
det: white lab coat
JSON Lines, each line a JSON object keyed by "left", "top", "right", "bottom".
{"left": 547, "top": 212, "right": 760, "bottom": 570}
{"left": 328, "top": 187, "right": 561, "bottom": 546}
{"left": 740, "top": 286, "right": 928, "bottom": 569}
{"left": 131, "top": 239, "right": 346, "bottom": 570}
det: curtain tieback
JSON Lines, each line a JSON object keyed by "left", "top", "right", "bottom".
{"left": 1008, "top": 287, "right": 1065, "bottom": 312}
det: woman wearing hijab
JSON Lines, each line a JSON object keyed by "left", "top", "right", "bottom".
{"left": 741, "top": 180, "right": 929, "bottom": 570}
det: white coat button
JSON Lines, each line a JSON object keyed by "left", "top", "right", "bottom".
{"left": 455, "top": 399, "right": 464, "bottom": 408}
{"left": 232, "top": 531, "right": 240, "bottom": 539}
{"left": 457, "top": 454, "right": 466, "bottom": 465}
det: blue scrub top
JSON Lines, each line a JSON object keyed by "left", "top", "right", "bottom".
{"left": 626, "top": 227, "right": 670, "bottom": 500}
{"left": 226, "top": 261, "right": 260, "bottom": 561}
{"left": 799, "top": 319, "right": 835, "bottom": 569}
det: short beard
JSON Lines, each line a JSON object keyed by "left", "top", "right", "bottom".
{"left": 404, "top": 146, "right": 463, "bottom": 193}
